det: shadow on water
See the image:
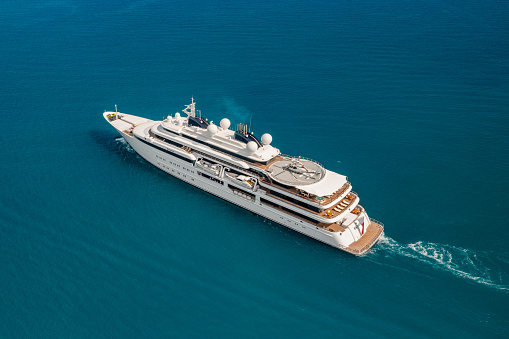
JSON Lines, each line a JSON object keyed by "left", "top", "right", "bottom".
{"left": 89, "top": 129, "right": 142, "bottom": 161}
{"left": 89, "top": 129, "right": 127, "bottom": 152}
{"left": 88, "top": 129, "right": 156, "bottom": 178}
{"left": 366, "top": 234, "right": 509, "bottom": 293}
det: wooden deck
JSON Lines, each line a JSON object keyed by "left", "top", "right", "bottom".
{"left": 260, "top": 186, "right": 354, "bottom": 216}
{"left": 317, "top": 221, "right": 348, "bottom": 233}
{"left": 319, "top": 192, "right": 357, "bottom": 219}
{"left": 252, "top": 155, "right": 284, "bottom": 170}
{"left": 341, "top": 221, "right": 384, "bottom": 256}
{"left": 259, "top": 179, "right": 350, "bottom": 207}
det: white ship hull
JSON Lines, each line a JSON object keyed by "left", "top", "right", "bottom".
{"left": 104, "top": 109, "right": 384, "bottom": 255}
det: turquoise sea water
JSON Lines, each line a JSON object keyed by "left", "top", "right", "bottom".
{"left": 1, "top": 0, "right": 508, "bottom": 337}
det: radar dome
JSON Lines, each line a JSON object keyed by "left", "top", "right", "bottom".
{"left": 174, "top": 112, "right": 181, "bottom": 119}
{"left": 220, "top": 118, "right": 231, "bottom": 130}
{"left": 261, "top": 133, "right": 272, "bottom": 146}
{"left": 207, "top": 124, "right": 218, "bottom": 137}
{"left": 246, "top": 141, "right": 258, "bottom": 154}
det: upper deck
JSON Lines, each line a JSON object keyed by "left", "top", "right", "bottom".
{"left": 157, "top": 99, "right": 350, "bottom": 202}
{"left": 161, "top": 98, "right": 280, "bottom": 164}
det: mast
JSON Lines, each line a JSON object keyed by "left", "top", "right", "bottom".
{"left": 182, "top": 97, "right": 196, "bottom": 117}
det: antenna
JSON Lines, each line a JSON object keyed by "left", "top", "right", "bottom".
{"left": 182, "top": 97, "right": 196, "bottom": 117}
{"left": 249, "top": 115, "right": 252, "bottom": 133}
{"left": 115, "top": 104, "right": 117, "bottom": 113}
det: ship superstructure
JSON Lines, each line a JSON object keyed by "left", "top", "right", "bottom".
{"left": 104, "top": 98, "right": 384, "bottom": 255}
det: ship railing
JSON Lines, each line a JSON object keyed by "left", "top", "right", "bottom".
{"left": 259, "top": 186, "right": 326, "bottom": 215}
{"left": 193, "top": 150, "right": 246, "bottom": 173}
{"left": 259, "top": 179, "right": 351, "bottom": 207}
{"left": 349, "top": 191, "right": 360, "bottom": 205}
{"left": 259, "top": 198, "right": 322, "bottom": 226}
{"left": 259, "top": 184, "right": 357, "bottom": 221}
{"left": 369, "top": 218, "right": 384, "bottom": 228}
{"left": 327, "top": 190, "right": 358, "bottom": 217}
{"left": 317, "top": 182, "right": 352, "bottom": 206}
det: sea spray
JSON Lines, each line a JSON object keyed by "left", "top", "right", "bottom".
{"left": 116, "top": 137, "right": 134, "bottom": 153}
{"left": 369, "top": 235, "right": 509, "bottom": 292}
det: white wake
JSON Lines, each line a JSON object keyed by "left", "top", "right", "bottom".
{"left": 369, "top": 235, "right": 509, "bottom": 292}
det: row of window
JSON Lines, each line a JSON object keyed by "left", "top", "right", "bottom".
{"left": 136, "top": 136, "right": 194, "bottom": 164}
{"left": 159, "top": 164, "right": 195, "bottom": 182}
{"left": 260, "top": 198, "right": 319, "bottom": 224}
{"left": 198, "top": 171, "right": 224, "bottom": 185}
{"left": 268, "top": 189, "right": 322, "bottom": 213}
{"left": 151, "top": 132, "right": 183, "bottom": 149}
{"left": 161, "top": 127, "right": 270, "bottom": 165}
{"left": 228, "top": 184, "right": 256, "bottom": 201}
{"left": 157, "top": 154, "right": 196, "bottom": 173}
{"left": 153, "top": 129, "right": 260, "bottom": 175}
{"left": 227, "top": 184, "right": 255, "bottom": 199}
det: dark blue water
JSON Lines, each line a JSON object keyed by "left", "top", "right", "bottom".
{"left": 1, "top": 0, "right": 508, "bottom": 337}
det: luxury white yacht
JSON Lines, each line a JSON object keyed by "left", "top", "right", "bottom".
{"left": 103, "top": 98, "right": 384, "bottom": 255}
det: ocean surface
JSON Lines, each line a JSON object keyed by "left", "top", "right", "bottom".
{"left": 1, "top": 0, "right": 508, "bottom": 337}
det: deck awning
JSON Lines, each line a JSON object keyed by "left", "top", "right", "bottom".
{"left": 296, "top": 170, "right": 347, "bottom": 197}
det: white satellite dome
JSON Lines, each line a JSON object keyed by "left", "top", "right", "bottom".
{"left": 207, "top": 124, "right": 218, "bottom": 136}
{"left": 261, "top": 133, "right": 272, "bottom": 146}
{"left": 246, "top": 141, "right": 258, "bottom": 154}
{"left": 220, "top": 118, "right": 231, "bottom": 130}
{"left": 174, "top": 112, "right": 181, "bottom": 119}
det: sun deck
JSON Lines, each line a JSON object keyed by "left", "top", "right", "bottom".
{"left": 259, "top": 179, "right": 350, "bottom": 207}
{"left": 260, "top": 187, "right": 358, "bottom": 220}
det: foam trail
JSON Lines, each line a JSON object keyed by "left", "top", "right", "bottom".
{"left": 369, "top": 235, "right": 509, "bottom": 292}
